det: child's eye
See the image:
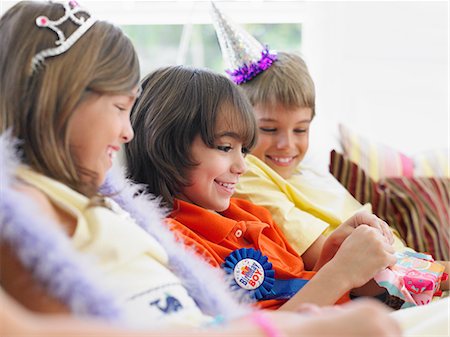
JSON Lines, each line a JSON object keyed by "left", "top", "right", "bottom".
{"left": 259, "top": 127, "right": 276, "bottom": 133}
{"left": 217, "top": 145, "right": 232, "bottom": 153}
{"left": 294, "top": 128, "right": 307, "bottom": 134}
{"left": 241, "top": 147, "right": 250, "bottom": 157}
{"left": 115, "top": 104, "right": 127, "bottom": 112}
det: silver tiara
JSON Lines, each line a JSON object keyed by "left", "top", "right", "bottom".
{"left": 31, "top": 0, "right": 97, "bottom": 73}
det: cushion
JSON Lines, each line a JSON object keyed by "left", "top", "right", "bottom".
{"left": 302, "top": 113, "right": 341, "bottom": 174}
{"left": 329, "top": 150, "right": 450, "bottom": 261}
{"left": 413, "top": 148, "right": 449, "bottom": 178}
{"left": 339, "top": 124, "right": 414, "bottom": 181}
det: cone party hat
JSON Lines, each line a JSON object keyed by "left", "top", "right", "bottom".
{"left": 210, "top": 2, "right": 277, "bottom": 84}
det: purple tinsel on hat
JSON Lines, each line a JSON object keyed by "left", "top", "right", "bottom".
{"left": 226, "top": 48, "right": 277, "bottom": 85}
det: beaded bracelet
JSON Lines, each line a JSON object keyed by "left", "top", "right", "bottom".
{"left": 250, "top": 311, "right": 283, "bottom": 337}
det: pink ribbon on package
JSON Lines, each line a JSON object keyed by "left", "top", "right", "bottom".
{"left": 374, "top": 251, "right": 447, "bottom": 309}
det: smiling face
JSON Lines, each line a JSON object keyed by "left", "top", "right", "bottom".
{"left": 177, "top": 128, "right": 248, "bottom": 212}
{"left": 68, "top": 89, "right": 138, "bottom": 186}
{"left": 251, "top": 103, "right": 313, "bottom": 179}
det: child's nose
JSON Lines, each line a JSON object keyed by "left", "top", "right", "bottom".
{"left": 276, "top": 131, "right": 293, "bottom": 149}
{"left": 231, "top": 153, "right": 247, "bottom": 175}
{"left": 121, "top": 120, "right": 134, "bottom": 143}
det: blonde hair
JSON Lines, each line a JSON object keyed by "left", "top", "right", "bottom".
{"left": 0, "top": 1, "right": 139, "bottom": 196}
{"left": 240, "top": 51, "right": 315, "bottom": 117}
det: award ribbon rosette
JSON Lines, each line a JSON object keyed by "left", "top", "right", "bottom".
{"left": 374, "top": 251, "right": 448, "bottom": 309}
{"left": 223, "top": 248, "right": 308, "bottom": 301}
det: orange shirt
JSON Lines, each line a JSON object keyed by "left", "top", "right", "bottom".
{"left": 167, "top": 198, "right": 317, "bottom": 309}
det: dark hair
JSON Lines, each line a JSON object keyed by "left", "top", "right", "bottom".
{"left": 240, "top": 51, "right": 316, "bottom": 117}
{"left": 125, "top": 66, "right": 256, "bottom": 208}
{"left": 0, "top": 1, "right": 140, "bottom": 196}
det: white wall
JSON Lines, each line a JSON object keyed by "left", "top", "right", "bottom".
{"left": 301, "top": 1, "right": 448, "bottom": 163}
{"left": 2, "top": 1, "right": 447, "bottom": 162}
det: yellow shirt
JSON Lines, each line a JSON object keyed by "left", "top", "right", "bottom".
{"left": 235, "top": 155, "right": 405, "bottom": 255}
{"left": 17, "top": 167, "right": 212, "bottom": 328}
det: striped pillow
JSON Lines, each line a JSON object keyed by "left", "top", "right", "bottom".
{"left": 339, "top": 124, "right": 414, "bottom": 181}
{"left": 413, "top": 148, "right": 450, "bottom": 178}
{"left": 330, "top": 150, "right": 450, "bottom": 261}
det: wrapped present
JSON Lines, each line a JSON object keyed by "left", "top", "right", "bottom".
{"left": 374, "top": 251, "right": 448, "bottom": 309}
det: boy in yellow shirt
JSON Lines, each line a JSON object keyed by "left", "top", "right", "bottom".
{"left": 211, "top": 4, "right": 405, "bottom": 260}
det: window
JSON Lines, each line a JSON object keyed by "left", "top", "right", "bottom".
{"left": 121, "top": 23, "right": 302, "bottom": 76}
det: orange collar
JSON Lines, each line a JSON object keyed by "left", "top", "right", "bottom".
{"left": 170, "top": 198, "right": 253, "bottom": 243}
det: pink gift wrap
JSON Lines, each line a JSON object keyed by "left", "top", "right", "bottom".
{"left": 374, "top": 251, "right": 447, "bottom": 309}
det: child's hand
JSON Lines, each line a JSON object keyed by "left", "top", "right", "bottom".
{"left": 316, "top": 212, "right": 394, "bottom": 269}
{"left": 336, "top": 211, "right": 394, "bottom": 246}
{"left": 306, "top": 299, "right": 401, "bottom": 337}
{"left": 330, "top": 225, "right": 397, "bottom": 289}
{"left": 268, "top": 299, "right": 401, "bottom": 337}
{"left": 347, "top": 211, "right": 394, "bottom": 244}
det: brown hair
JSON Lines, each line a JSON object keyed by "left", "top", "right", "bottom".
{"left": 0, "top": 1, "right": 140, "bottom": 196}
{"left": 125, "top": 66, "right": 256, "bottom": 208}
{"left": 240, "top": 51, "right": 316, "bottom": 117}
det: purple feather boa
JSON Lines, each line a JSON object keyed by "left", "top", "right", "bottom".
{"left": 0, "top": 131, "right": 249, "bottom": 324}
{"left": 0, "top": 132, "right": 123, "bottom": 321}
{"left": 226, "top": 48, "right": 278, "bottom": 84}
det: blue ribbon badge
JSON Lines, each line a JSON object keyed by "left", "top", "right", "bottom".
{"left": 223, "top": 248, "right": 275, "bottom": 300}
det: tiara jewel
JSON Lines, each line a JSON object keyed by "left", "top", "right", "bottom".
{"left": 31, "top": 1, "right": 97, "bottom": 73}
